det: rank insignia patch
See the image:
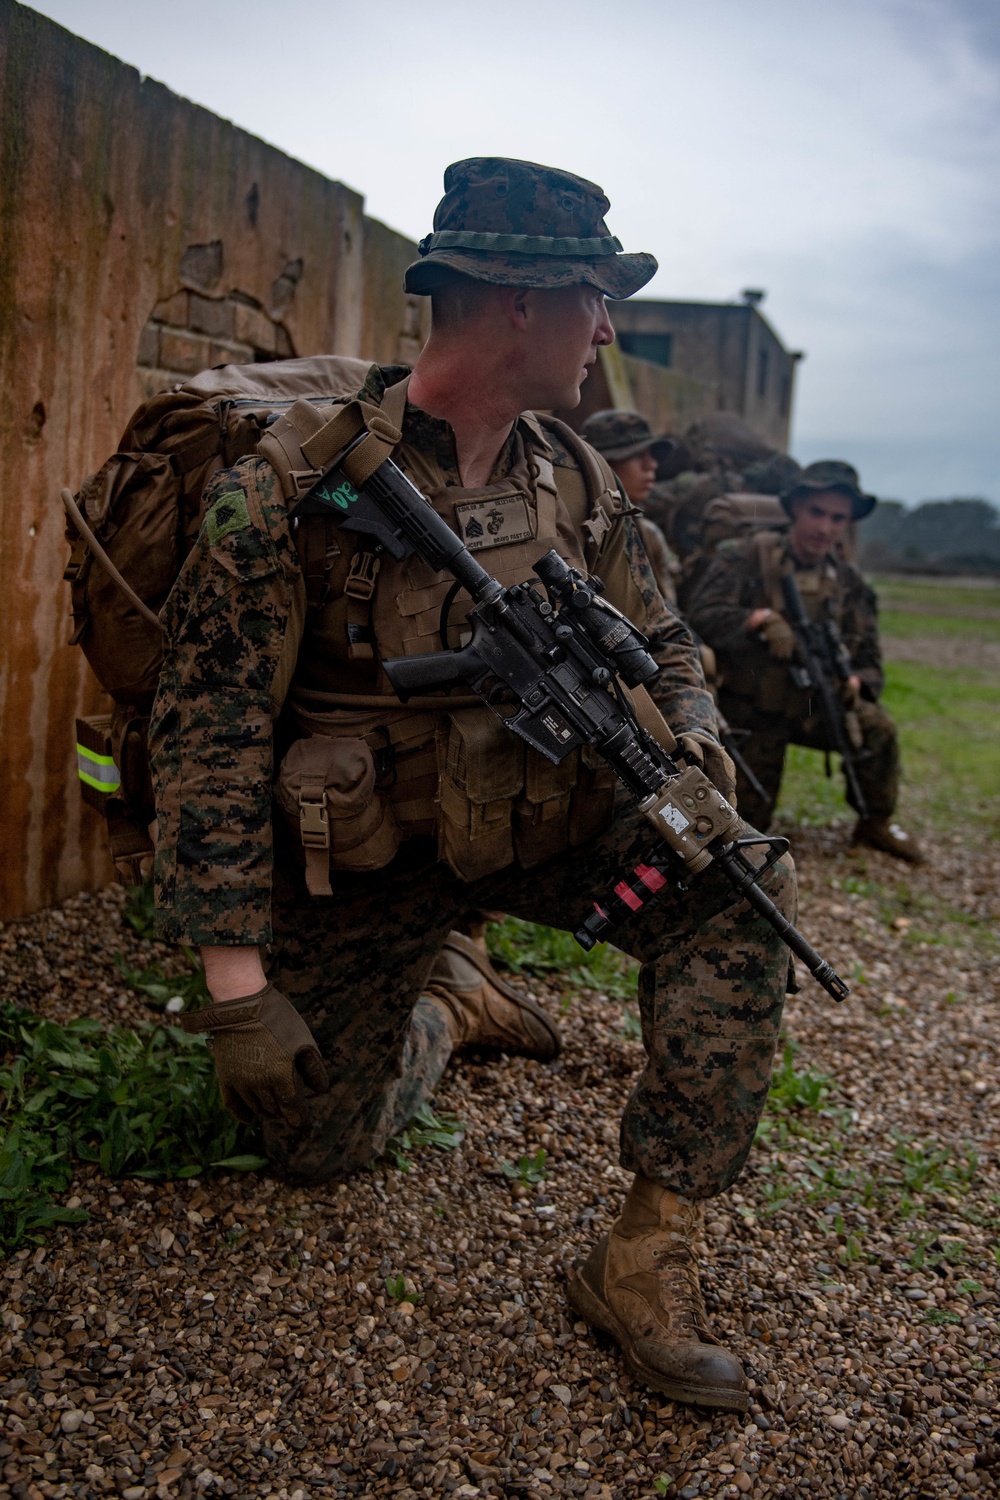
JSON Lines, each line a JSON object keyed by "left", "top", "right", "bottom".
{"left": 454, "top": 493, "right": 534, "bottom": 552}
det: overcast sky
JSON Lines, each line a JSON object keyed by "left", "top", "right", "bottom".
{"left": 31, "top": 0, "right": 1000, "bottom": 504}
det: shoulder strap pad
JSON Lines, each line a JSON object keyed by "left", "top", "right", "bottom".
{"left": 533, "top": 414, "right": 628, "bottom": 515}
{"left": 529, "top": 414, "right": 634, "bottom": 566}
{"left": 753, "top": 527, "right": 789, "bottom": 614}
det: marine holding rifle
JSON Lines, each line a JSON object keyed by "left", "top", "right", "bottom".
{"left": 151, "top": 157, "right": 802, "bottom": 1410}
{"left": 686, "top": 461, "right": 923, "bottom": 862}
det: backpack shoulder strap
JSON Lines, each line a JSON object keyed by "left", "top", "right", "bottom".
{"left": 259, "top": 373, "right": 410, "bottom": 503}
{"left": 529, "top": 414, "right": 632, "bottom": 566}
{"left": 753, "top": 527, "right": 789, "bottom": 613}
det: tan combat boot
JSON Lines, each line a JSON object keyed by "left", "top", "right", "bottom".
{"left": 567, "top": 1174, "right": 748, "bottom": 1411}
{"left": 852, "top": 817, "right": 924, "bottom": 864}
{"left": 423, "top": 930, "right": 561, "bottom": 1062}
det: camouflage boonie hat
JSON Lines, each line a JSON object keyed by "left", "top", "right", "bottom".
{"left": 581, "top": 409, "right": 679, "bottom": 467}
{"left": 404, "top": 157, "right": 657, "bottom": 299}
{"left": 780, "top": 459, "right": 877, "bottom": 521}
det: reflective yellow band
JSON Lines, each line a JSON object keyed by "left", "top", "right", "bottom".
{"left": 76, "top": 744, "right": 120, "bottom": 795}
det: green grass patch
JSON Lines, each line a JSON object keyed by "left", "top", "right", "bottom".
{"left": 0, "top": 1002, "right": 264, "bottom": 1255}
{"left": 383, "top": 1103, "right": 465, "bottom": 1173}
{"left": 487, "top": 917, "right": 638, "bottom": 1000}
{"left": 870, "top": 575, "right": 1000, "bottom": 616}
{"left": 116, "top": 952, "right": 210, "bottom": 1012}
{"left": 777, "top": 660, "right": 1000, "bottom": 833}
{"left": 500, "top": 1147, "right": 548, "bottom": 1186}
{"left": 880, "top": 609, "right": 1000, "bottom": 642}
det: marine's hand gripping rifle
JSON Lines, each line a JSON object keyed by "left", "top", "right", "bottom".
{"left": 292, "top": 437, "right": 849, "bottom": 1001}
{"left": 779, "top": 573, "right": 870, "bottom": 820}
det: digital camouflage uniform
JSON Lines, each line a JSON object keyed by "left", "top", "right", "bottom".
{"left": 152, "top": 154, "right": 796, "bottom": 1207}
{"left": 579, "top": 409, "right": 682, "bottom": 605}
{"left": 686, "top": 531, "right": 898, "bottom": 831}
{"left": 151, "top": 362, "right": 795, "bottom": 1195}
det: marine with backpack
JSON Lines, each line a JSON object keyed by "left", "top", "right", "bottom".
{"left": 64, "top": 156, "right": 799, "bottom": 1414}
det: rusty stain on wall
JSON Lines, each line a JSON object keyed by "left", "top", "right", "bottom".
{"left": 0, "top": 0, "right": 430, "bottom": 920}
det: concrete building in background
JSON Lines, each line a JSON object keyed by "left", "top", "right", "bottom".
{"left": 606, "top": 291, "right": 803, "bottom": 451}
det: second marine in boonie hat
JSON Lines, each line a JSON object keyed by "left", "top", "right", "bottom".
{"left": 581, "top": 409, "right": 679, "bottom": 468}
{"left": 780, "top": 460, "right": 877, "bottom": 521}
{"left": 404, "top": 157, "right": 657, "bottom": 300}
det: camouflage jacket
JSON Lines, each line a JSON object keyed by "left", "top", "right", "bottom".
{"left": 685, "top": 532, "right": 883, "bottom": 709}
{"left": 151, "top": 366, "right": 714, "bottom": 947}
{"left": 635, "top": 515, "right": 679, "bottom": 606}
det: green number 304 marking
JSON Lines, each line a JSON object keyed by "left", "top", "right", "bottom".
{"left": 316, "top": 478, "right": 359, "bottom": 511}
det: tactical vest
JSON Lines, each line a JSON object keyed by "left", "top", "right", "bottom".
{"left": 747, "top": 529, "right": 843, "bottom": 716}
{"left": 262, "top": 376, "right": 630, "bottom": 891}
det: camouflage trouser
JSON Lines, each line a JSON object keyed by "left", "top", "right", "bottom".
{"left": 262, "top": 797, "right": 795, "bottom": 1200}
{"left": 720, "top": 695, "right": 899, "bottom": 832}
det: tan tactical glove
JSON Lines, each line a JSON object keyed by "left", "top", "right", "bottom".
{"left": 757, "top": 610, "right": 796, "bottom": 661}
{"left": 677, "top": 731, "right": 737, "bottom": 806}
{"left": 181, "top": 984, "right": 329, "bottom": 1128}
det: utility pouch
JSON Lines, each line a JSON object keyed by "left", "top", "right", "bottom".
{"left": 75, "top": 712, "right": 155, "bottom": 885}
{"left": 275, "top": 735, "right": 400, "bottom": 894}
{"left": 568, "top": 744, "right": 619, "bottom": 849}
{"left": 514, "top": 751, "right": 581, "bottom": 868}
{"left": 438, "top": 710, "right": 523, "bottom": 881}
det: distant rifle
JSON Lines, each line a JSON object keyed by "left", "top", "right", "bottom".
{"left": 779, "top": 573, "right": 870, "bottom": 819}
{"left": 292, "top": 440, "right": 849, "bottom": 1001}
{"left": 719, "top": 725, "right": 770, "bottom": 806}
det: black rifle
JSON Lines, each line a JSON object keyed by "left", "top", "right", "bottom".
{"left": 779, "top": 573, "right": 870, "bottom": 819}
{"left": 293, "top": 441, "right": 849, "bottom": 1001}
{"left": 719, "top": 725, "right": 770, "bottom": 806}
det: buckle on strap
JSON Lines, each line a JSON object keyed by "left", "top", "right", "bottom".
{"left": 344, "top": 550, "right": 381, "bottom": 601}
{"left": 299, "top": 790, "right": 330, "bottom": 849}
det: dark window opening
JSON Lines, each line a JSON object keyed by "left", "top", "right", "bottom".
{"left": 757, "top": 347, "right": 769, "bottom": 398}
{"left": 779, "top": 374, "right": 791, "bottom": 417}
{"left": 617, "top": 331, "right": 673, "bottom": 368}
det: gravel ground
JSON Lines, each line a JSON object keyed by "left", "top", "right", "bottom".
{"left": 1, "top": 828, "right": 998, "bottom": 1500}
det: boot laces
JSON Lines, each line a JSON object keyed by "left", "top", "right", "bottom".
{"left": 651, "top": 1248, "right": 711, "bottom": 1339}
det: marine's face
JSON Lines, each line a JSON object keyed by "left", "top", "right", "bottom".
{"left": 518, "top": 283, "right": 615, "bottom": 409}
{"left": 611, "top": 449, "right": 658, "bottom": 504}
{"left": 789, "top": 490, "right": 854, "bottom": 564}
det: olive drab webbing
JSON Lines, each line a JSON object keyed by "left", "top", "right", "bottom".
{"left": 261, "top": 378, "right": 634, "bottom": 888}
{"left": 749, "top": 528, "right": 848, "bottom": 717}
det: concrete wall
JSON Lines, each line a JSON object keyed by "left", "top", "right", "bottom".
{"left": 557, "top": 347, "right": 718, "bottom": 435}
{"left": 608, "top": 298, "right": 801, "bottom": 451}
{"left": 0, "top": 0, "right": 428, "bottom": 920}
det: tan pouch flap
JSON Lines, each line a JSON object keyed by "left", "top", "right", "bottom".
{"left": 275, "top": 735, "right": 375, "bottom": 819}
{"left": 444, "top": 709, "right": 523, "bottom": 801}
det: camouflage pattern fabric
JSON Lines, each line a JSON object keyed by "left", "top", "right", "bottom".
{"left": 721, "top": 696, "right": 900, "bottom": 832}
{"left": 262, "top": 800, "right": 794, "bottom": 1197}
{"left": 685, "top": 534, "right": 884, "bottom": 704}
{"left": 636, "top": 515, "right": 679, "bottom": 606}
{"left": 780, "top": 459, "right": 877, "bottom": 521}
{"left": 580, "top": 408, "right": 678, "bottom": 468}
{"left": 403, "top": 157, "right": 656, "bottom": 299}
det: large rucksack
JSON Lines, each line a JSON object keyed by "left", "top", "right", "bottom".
{"left": 64, "top": 355, "right": 373, "bottom": 881}
{"left": 676, "top": 491, "right": 788, "bottom": 614}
